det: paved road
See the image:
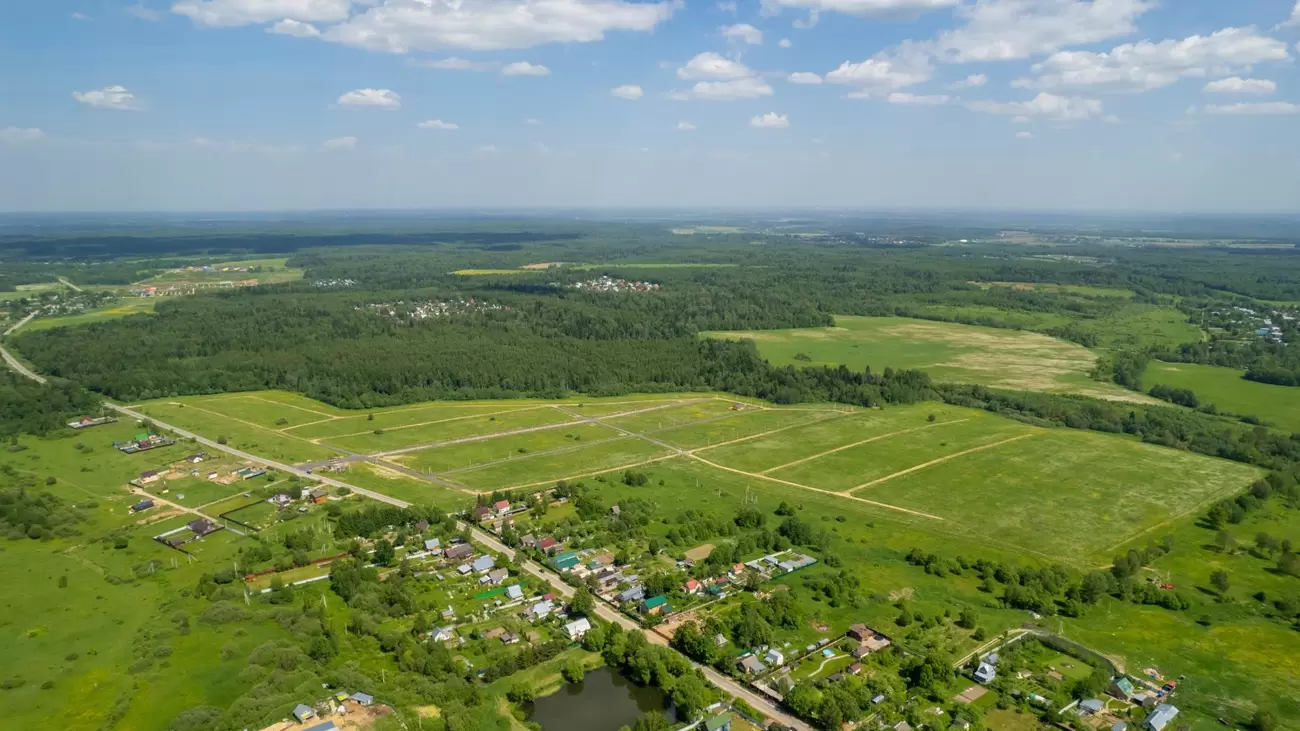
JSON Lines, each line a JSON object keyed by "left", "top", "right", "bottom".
{"left": 1, "top": 313, "right": 45, "bottom": 384}
{"left": 0, "top": 356, "right": 810, "bottom": 729}
{"left": 58, "top": 276, "right": 85, "bottom": 292}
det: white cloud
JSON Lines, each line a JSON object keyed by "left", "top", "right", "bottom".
{"left": 501, "top": 61, "right": 550, "bottom": 76}
{"left": 928, "top": 0, "right": 1153, "bottom": 64}
{"left": 825, "top": 51, "right": 933, "bottom": 93}
{"left": 671, "top": 77, "right": 775, "bottom": 100}
{"left": 417, "top": 119, "right": 459, "bottom": 129}
{"left": 888, "top": 91, "right": 950, "bottom": 104}
{"left": 1203, "top": 101, "right": 1300, "bottom": 115}
{"left": 1013, "top": 27, "right": 1291, "bottom": 93}
{"left": 72, "top": 85, "right": 139, "bottom": 110}
{"left": 1276, "top": 1, "right": 1300, "bottom": 30}
{"left": 269, "top": 18, "right": 321, "bottom": 37}
{"left": 750, "top": 112, "right": 789, "bottom": 128}
{"left": 722, "top": 23, "right": 763, "bottom": 45}
{"left": 791, "top": 10, "right": 819, "bottom": 29}
{"left": 787, "top": 72, "right": 823, "bottom": 84}
{"left": 71, "top": 12, "right": 91, "bottom": 21}
{"left": 172, "top": 0, "right": 351, "bottom": 27}
{"left": 778, "top": 38, "right": 792, "bottom": 48}
{"left": 967, "top": 92, "right": 1104, "bottom": 121}
{"left": 677, "top": 52, "right": 753, "bottom": 80}
{"left": 948, "top": 73, "right": 987, "bottom": 89}
{"left": 718, "top": 0, "right": 738, "bottom": 11}
{"left": 1103, "top": 113, "right": 1120, "bottom": 123}
{"left": 336, "top": 88, "right": 402, "bottom": 108}
{"left": 676, "top": 121, "right": 696, "bottom": 130}
{"left": 475, "top": 144, "right": 500, "bottom": 154}
{"left": 411, "top": 57, "right": 497, "bottom": 71}
{"left": 524, "top": 117, "right": 542, "bottom": 125}
{"left": 759, "top": 0, "right": 957, "bottom": 18}
{"left": 0, "top": 127, "right": 45, "bottom": 144}
{"left": 1203, "top": 77, "right": 1277, "bottom": 94}
{"left": 324, "top": 136, "right": 358, "bottom": 149}
{"left": 1016, "top": 131, "right": 1033, "bottom": 138}
{"left": 611, "top": 84, "right": 644, "bottom": 99}
{"left": 126, "top": 3, "right": 162, "bottom": 21}
{"left": 320, "top": 0, "right": 679, "bottom": 53}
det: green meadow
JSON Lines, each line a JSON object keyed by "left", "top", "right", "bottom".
{"left": 395, "top": 422, "right": 623, "bottom": 473}
{"left": 704, "top": 315, "right": 1144, "bottom": 402}
{"left": 445, "top": 437, "right": 674, "bottom": 491}
{"left": 130, "top": 401, "right": 338, "bottom": 464}
{"left": 1144, "top": 360, "right": 1300, "bottom": 431}
{"left": 23, "top": 298, "right": 156, "bottom": 332}
{"left": 321, "top": 406, "right": 581, "bottom": 453}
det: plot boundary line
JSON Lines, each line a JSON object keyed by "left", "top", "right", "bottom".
{"left": 306, "top": 404, "right": 556, "bottom": 441}
{"left": 238, "top": 394, "right": 340, "bottom": 419}
{"left": 846, "top": 432, "right": 1037, "bottom": 493}
{"left": 689, "top": 409, "right": 850, "bottom": 454}
{"left": 761, "top": 418, "right": 973, "bottom": 475}
{"left": 503, "top": 453, "right": 683, "bottom": 490}
{"left": 157, "top": 401, "right": 331, "bottom": 453}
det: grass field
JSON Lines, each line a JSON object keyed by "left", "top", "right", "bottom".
{"left": 141, "top": 257, "right": 303, "bottom": 285}
{"left": 23, "top": 298, "right": 156, "bottom": 332}
{"left": 969, "top": 281, "right": 1136, "bottom": 298}
{"left": 444, "top": 437, "right": 675, "bottom": 491}
{"left": 704, "top": 316, "right": 1146, "bottom": 402}
{"left": 130, "top": 401, "right": 338, "bottom": 464}
{"left": 1144, "top": 360, "right": 1300, "bottom": 431}
{"left": 322, "top": 407, "right": 581, "bottom": 453}
{"left": 395, "top": 422, "right": 623, "bottom": 473}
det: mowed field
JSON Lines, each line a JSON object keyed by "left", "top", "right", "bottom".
{"left": 129, "top": 390, "right": 1261, "bottom": 566}
{"left": 1144, "top": 360, "right": 1300, "bottom": 432}
{"left": 703, "top": 315, "right": 1152, "bottom": 403}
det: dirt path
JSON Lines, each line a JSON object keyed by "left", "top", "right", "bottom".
{"left": 847, "top": 433, "right": 1037, "bottom": 493}
{"left": 690, "top": 410, "right": 848, "bottom": 454}
{"left": 164, "top": 401, "right": 328, "bottom": 453}
{"left": 314, "top": 404, "right": 553, "bottom": 442}
{"left": 760, "top": 418, "right": 972, "bottom": 475}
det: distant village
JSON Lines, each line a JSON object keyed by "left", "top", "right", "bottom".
{"left": 357, "top": 298, "right": 506, "bottom": 320}
{"left": 566, "top": 276, "right": 661, "bottom": 293}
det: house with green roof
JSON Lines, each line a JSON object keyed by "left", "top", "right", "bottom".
{"left": 705, "top": 712, "right": 732, "bottom": 731}
{"left": 641, "top": 595, "right": 667, "bottom": 614}
{"left": 552, "top": 551, "right": 580, "bottom": 570}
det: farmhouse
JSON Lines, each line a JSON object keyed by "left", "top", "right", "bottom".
{"left": 506, "top": 584, "right": 524, "bottom": 601}
{"left": 641, "top": 595, "right": 667, "bottom": 615}
{"left": 539, "top": 537, "right": 559, "bottom": 553}
{"left": 764, "top": 649, "right": 785, "bottom": 667}
{"left": 494, "top": 499, "right": 510, "bottom": 514}
{"left": 137, "top": 470, "right": 161, "bottom": 485}
{"left": 520, "top": 534, "right": 537, "bottom": 548}
{"left": 736, "top": 655, "right": 766, "bottom": 675}
{"left": 472, "top": 555, "right": 496, "bottom": 574}
{"left": 1143, "top": 705, "right": 1179, "bottom": 731}
{"left": 974, "top": 662, "right": 996, "bottom": 684}
{"left": 424, "top": 538, "right": 441, "bottom": 553}
{"left": 683, "top": 578, "right": 701, "bottom": 594}
{"left": 185, "top": 453, "right": 206, "bottom": 464}
{"left": 526, "top": 600, "right": 554, "bottom": 620}
{"left": 705, "top": 712, "right": 732, "bottom": 731}
{"left": 188, "top": 518, "right": 218, "bottom": 537}
{"left": 444, "top": 543, "right": 473, "bottom": 560}
{"left": 564, "top": 618, "right": 592, "bottom": 640}
{"left": 848, "top": 623, "right": 892, "bottom": 651}
{"left": 618, "top": 586, "right": 645, "bottom": 603}
{"left": 484, "top": 568, "right": 508, "bottom": 585}
{"left": 473, "top": 506, "right": 493, "bottom": 522}
{"left": 431, "top": 627, "right": 454, "bottom": 642}
{"left": 1110, "top": 677, "right": 1138, "bottom": 701}
{"left": 552, "top": 551, "right": 580, "bottom": 571}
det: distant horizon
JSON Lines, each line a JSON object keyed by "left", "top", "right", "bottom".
{"left": 3, "top": 207, "right": 1300, "bottom": 219}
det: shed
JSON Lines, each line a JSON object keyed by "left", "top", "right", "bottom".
{"left": 705, "top": 712, "right": 732, "bottom": 731}
{"left": 350, "top": 692, "right": 374, "bottom": 706}
{"left": 292, "top": 704, "right": 316, "bottom": 722}
{"left": 1080, "top": 699, "right": 1105, "bottom": 714}
{"left": 506, "top": 584, "right": 524, "bottom": 601}
{"left": 131, "top": 499, "right": 154, "bottom": 512}
{"left": 1143, "top": 705, "right": 1179, "bottom": 731}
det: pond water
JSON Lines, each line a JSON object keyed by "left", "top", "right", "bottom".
{"left": 527, "top": 667, "right": 677, "bottom": 731}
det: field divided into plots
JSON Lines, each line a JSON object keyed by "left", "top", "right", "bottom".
{"left": 130, "top": 391, "right": 1261, "bottom": 564}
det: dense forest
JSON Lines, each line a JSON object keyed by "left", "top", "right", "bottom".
{"left": 0, "top": 371, "right": 101, "bottom": 438}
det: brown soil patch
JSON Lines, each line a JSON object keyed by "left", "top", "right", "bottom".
{"left": 812, "top": 621, "right": 830, "bottom": 633}
{"left": 888, "top": 587, "right": 915, "bottom": 602}
{"left": 685, "top": 543, "right": 715, "bottom": 561}
{"left": 955, "top": 685, "right": 988, "bottom": 704}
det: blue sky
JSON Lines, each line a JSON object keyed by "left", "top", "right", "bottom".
{"left": 2, "top": 0, "right": 1299, "bottom": 212}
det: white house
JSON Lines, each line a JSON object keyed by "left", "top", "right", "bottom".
{"left": 564, "top": 617, "right": 592, "bottom": 640}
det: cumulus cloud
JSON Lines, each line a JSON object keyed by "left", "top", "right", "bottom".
{"left": 825, "top": 51, "right": 933, "bottom": 94}
{"left": 410, "top": 57, "right": 497, "bottom": 71}
{"left": 269, "top": 18, "right": 321, "bottom": 37}
{"left": 787, "top": 72, "right": 823, "bottom": 84}
{"left": 73, "top": 85, "right": 139, "bottom": 110}
{"left": 948, "top": 73, "right": 987, "bottom": 89}
{"left": 671, "top": 77, "right": 775, "bottom": 100}
{"left": 750, "top": 112, "right": 789, "bottom": 128}
{"left": 336, "top": 88, "right": 402, "bottom": 108}
{"left": 1277, "top": 1, "right": 1300, "bottom": 30}
{"left": 611, "top": 84, "right": 644, "bottom": 99}
{"left": 324, "top": 136, "right": 358, "bottom": 149}
{"left": 320, "top": 0, "right": 679, "bottom": 53}
{"left": 0, "top": 127, "right": 45, "bottom": 144}
{"left": 1017, "top": 131, "right": 1033, "bottom": 138}
{"left": 172, "top": 0, "right": 352, "bottom": 27}
{"left": 778, "top": 38, "right": 792, "bottom": 48}
{"left": 71, "top": 11, "right": 91, "bottom": 20}
{"left": 524, "top": 117, "right": 542, "bottom": 125}
{"left": 475, "top": 144, "right": 500, "bottom": 154}
{"left": 677, "top": 52, "right": 753, "bottom": 80}
{"left": 967, "top": 92, "right": 1104, "bottom": 121}
{"left": 126, "top": 3, "right": 162, "bottom": 21}
{"left": 928, "top": 0, "right": 1153, "bottom": 64}
{"left": 417, "top": 119, "right": 459, "bottom": 129}
{"left": 759, "top": 0, "right": 957, "bottom": 18}
{"left": 1203, "top": 77, "right": 1277, "bottom": 94}
{"left": 1203, "top": 101, "right": 1300, "bottom": 115}
{"left": 501, "top": 61, "right": 550, "bottom": 76}
{"left": 1012, "top": 27, "right": 1291, "bottom": 93}
{"left": 888, "top": 91, "right": 950, "bottom": 104}
{"left": 676, "top": 121, "right": 696, "bottom": 130}
{"left": 722, "top": 23, "right": 763, "bottom": 44}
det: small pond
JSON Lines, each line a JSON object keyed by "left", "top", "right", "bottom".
{"left": 527, "top": 667, "right": 677, "bottom": 731}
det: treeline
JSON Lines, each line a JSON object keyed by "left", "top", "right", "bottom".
{"left": 0, "top": 371, "right": 101, "bottom": 438}
{"left": 1157, "top": 340, "right": 1300, "bottom": 389}
{"left": 579, "top": 621, "right": 720, "bottom": 722}
{"left": 0, "top": 487, "right": 86, "bottom": 540}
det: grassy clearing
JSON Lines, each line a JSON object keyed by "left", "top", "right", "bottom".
{"left": 969, "top": 282, "right": 1136, "bottom": 299}
{"left": 396, "top": 422, "right": 623, "bottom": 473}
{"left": 142, "top": 257, "right": 303, "bottom": 285}
{"left": 323, "top": 407, "right": 581, "bottom": 453}
{"left": 1144, "top": 361, "right": 1300, "bottom": 431}
{"left": 131, "top": 401, "right": 338, "bottom": 464}
{"left": 185, "top": 394, "right": 339, "bottom": 429}
{"left": 561, "top": 397, "right": 692, "bottom": 417}
{"left": 447, "top": 438, "right": 675, "bottom": 491}
{"left": 652, "top": 407, "right": 839, "bottom": 450}
{"left": 1084, "top": 304, "right": 1204, "bottom": 349}
{"left": 149, "top": 476, "right": 249, "bottom": 508}
{"left": 705, "top": 315, "right": 1141, "bottom": 401}
{"left": 341, "top": 463, "right": 473, "bottom": 510}
{"left": 23, "top": 298, "right": 156, "bottom": 332}
{"left": 703, "top": 404, "right": 971, "bottom": 473}
{"left": 778, "top": 416, "right": 1035, "bottom": 492}
{"left": 288, "top": 402, "right": 533, "bottom": 440}
{"left": 603, "top": 399, "right": 743, "bottom": 432}
{"left": 867, "top": 429, "right": 1260, "bottom": 562}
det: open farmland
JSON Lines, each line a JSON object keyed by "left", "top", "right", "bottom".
{"left": 1143, "top": 360, "right": 1300, "bottom": 431}
{"left": 704, "top": 315, "right": 1151, "bottom": 402}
